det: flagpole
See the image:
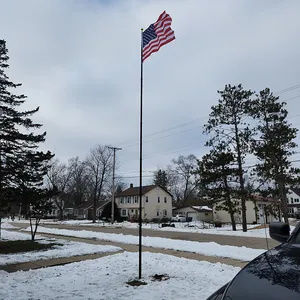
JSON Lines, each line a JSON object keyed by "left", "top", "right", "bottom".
{"left": 138, "top": 28, "right": 143, "bottom": 280}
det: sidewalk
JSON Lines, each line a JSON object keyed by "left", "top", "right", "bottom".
{"left": 0, "top": 231, "right": 247, "bottom": 273}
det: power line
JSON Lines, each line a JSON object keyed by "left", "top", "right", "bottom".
{"left": 276, "top": 84, "right": 300, "bottom": 95}
{"left": 117, "top": 116, "right": 208, "bottom": 148}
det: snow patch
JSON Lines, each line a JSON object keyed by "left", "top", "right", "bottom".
{"left": 0, "top": 252, "right": 240, "bottom": 300}
{"left": 29, "top": 226, "right": 266, "bottom": 261}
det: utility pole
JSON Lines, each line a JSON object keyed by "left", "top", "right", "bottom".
{"left": 108, "top": 146, "right": 122, "bottom": 224}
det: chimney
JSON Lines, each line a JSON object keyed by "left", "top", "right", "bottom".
{"left": 130, "top": 183, "right": 133, "bottom": 188}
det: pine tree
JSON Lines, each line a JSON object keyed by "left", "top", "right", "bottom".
{"left": 0, "top": 40, "right": 54, "bottom": 236}
{"left": 198, "top": 144, "right": 239, "bottom": 231}
{"left": 249, "top": 88, "right": 299, "bottom": 223}
{"left": 204, "top": 84, "right": 254, "bottom": 232}
{"left": 153, "top": 169, "right": 169, "bottom": 190}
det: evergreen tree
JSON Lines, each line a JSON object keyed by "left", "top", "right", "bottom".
{"left": 100, "top": 202, "right": 121, "bottom": 222}
{"left": 204, "top": 84, "right": 254, "bottom": 232}
{"left": 249, "top": 88, "right": 299, "bottom": 223}
{"left": 198, "top": 144, "right": 239, "bottom": 231}
{"left": 153, "top": 169, "right": 169, "bottom": 190}
{"left": 0, "top": 40, "right": 54, "bottom": 236}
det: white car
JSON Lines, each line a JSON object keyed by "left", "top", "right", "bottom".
{"left": 171, "top": 215, "right": 186, "bottom": 222}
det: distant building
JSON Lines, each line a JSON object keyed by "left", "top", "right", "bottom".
{"left": 172, "top": 205, "right": 213, "bottom": 222}
{"left": 73, "top": 200, "right": 109, "bottom": 220}
{"left": 212, "top": 195, "right": 280, "bottom": 224}
{"left": 116, "top": 184, "right": 173, "bottom": 221}
{"left": 287, "top": 188, "right": 300, "bottom": 217}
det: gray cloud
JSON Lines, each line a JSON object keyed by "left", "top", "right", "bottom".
{"left": 2, "top": 0, "right": 300, "bottom": 186}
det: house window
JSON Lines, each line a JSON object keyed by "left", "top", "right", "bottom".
{"left": 127, "top": 197, "right": 131, "bottom": 204}
{"left": 134, "top": 196, "right": 138, "bottom": 203}
{"left": 157, "top": 210, "right": 160, "bottom": 216}
{"left": 146, "top": 196, "right": 148, "bottom": 203}
{"left": 121, "top": 209, "right": 127, "bottom": 216}
{"left": 291, "top": 198, "right": 294, "bottom": 203}
{"left": 296, "top": 199, "right": 299, "bottom": 203}
{"left": 158, "top": 197, "right": 160, "bottom": 203}
{"left": 120, "top": 197, "right": 124, "bottom": 204}
{"left": 163, "top": 209, "right": 167, "bottom": 216}
{"left": 164, "top": 197, "right": 167, "bottom": 203}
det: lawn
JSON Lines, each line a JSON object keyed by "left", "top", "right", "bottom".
{"left": 0, "top": 240, "right": 61, "bottom": 254}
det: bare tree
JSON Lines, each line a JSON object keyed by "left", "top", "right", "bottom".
{"left": 168, "top": 154, "right": 198, "bottom": 205}
{"left": 46, "top": 159, "right": 72, "bottom": 220}
{"left": 85, "top": 145, "right": 114, "bottom": 222}
{"left": 67, "top": 157, "right": 89, "bottom": 205}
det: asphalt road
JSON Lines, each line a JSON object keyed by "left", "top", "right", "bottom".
{"left": 14, "top": 222, "right": 279, "bottom": 250}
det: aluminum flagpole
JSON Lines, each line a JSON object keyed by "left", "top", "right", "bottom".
{"left": 138, "top": 28, "right": 144, "bottom": 280}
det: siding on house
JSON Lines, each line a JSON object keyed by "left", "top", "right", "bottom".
{"left": 116, "top": 185, "right": 173, "bottom": 220}
{"left": 212, "top": 199, "right": 279, "bottom": 224}
{"left": 287, "top": 188, "right": 300, "bottom": 215}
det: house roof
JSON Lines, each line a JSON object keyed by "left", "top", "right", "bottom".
{"left": 75, "top": 200, "right": 110, "bottom": 210}
{"left": 174, "top": 205, "right": 212, "bottom": 213}
{"left": 75, "top": 201, "right": 94, "bottom": 210}
{"left": 116, "top": 185, "right": 172, "bottom": 197}
{"left": 290, "top": 188, "right": 300, "bottom": 197}
{"left": 96, "top": 201, "right": 110, "bottom": 211}
{"left": 192, "top": 205, "right": 212, "bottom": 212}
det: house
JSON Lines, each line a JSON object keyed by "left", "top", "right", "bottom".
{"left": 212, "top": 196, "right": 280, "bottom": 224}
{"left": 173, "top": 205, "right": 213, "bottom": 222}
{"left": 73, "top": 200, "right": 110, "bottom": 220}
{"left": 45, "top": 198, "right": 75, "bottom": 219}
{"left": 287, "top": 188, "right": 300, "bottom": 217}
{"left": 116, "top": 184, "right": 173, "bottom": 221}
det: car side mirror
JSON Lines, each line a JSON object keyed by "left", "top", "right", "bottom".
{"left": 269, "top": 222, "right": 290, "bottom": 243}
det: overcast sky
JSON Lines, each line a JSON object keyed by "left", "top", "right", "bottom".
{"left": 2, "top": 0, "right": 300, "bottom": 186}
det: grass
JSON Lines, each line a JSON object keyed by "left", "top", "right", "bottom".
{"left": 0, "top": 240, "right": 62, "bottom": 254}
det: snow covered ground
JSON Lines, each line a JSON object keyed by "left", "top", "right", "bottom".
{"left": 28, "top": 226, "right": 266, "bottom": 261}
{"left": 0, "top": 251, "right": 240, "bottom": 300}
{"left": 0, "top": 229, "right": 122, "bottom": 265}
{"left": 7, "top": 218, "right": 297, "bottom": 238}
{"left": 1, "top": 229, "right": 40, "bottom": 240}
{"left": 1, "top": 222, "right": 17, "bottom": 229}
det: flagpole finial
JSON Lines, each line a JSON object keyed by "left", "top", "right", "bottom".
{"left": 141, "top": 28, "right": 143, "bottom": 31}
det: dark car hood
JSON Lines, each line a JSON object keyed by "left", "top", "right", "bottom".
{"left": 223, "top": 244, "right": 300, "bottom": 300}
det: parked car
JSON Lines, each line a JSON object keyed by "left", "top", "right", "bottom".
{"left": 206, "top": 221, "right": 300, "bottom": 299}
{"left": 171, "top": 215, "right": 186, "bottom": 222}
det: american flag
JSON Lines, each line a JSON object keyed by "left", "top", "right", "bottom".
{"left": 142, "top": 11, "right": 175, "bottom": 62}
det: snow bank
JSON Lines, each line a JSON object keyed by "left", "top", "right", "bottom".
{"left": 1, "top": 229, "right": 35, "bottom": 241}
{"left": 1, "top": 222, "right": 17, "bottom": 229}
{"left": 0, "top": 252, "right": 240, "bottom": 300}
{"left": 30, "top": 227, "right": 265, "bottom": 261}
{"left": 0, "top": 230, "right": 122, "bottom": 265}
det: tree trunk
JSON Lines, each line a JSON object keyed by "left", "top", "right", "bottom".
{"left": 93, "top": 197, "right": 96, "bottom": 223}
{"left": 233, "top": 117, "right": 247, "bottom": 232}
{"left": 224, "top": 175, "right": 236, "bottom": 231}
{"left": 278, "top": 180, "right": 289, "bottom": 224}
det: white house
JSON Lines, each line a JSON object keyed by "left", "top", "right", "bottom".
{"left": 212, "top": 196, "right": 280, "bottom": 224}
{"left": 116, "top": 184, "right": 173, "bottom": 221}
{"left": 287, "top": 188, "right": 300, "bottom": 217}
{"left": 173, "top": 206, "right": 213, "bottom": 222}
